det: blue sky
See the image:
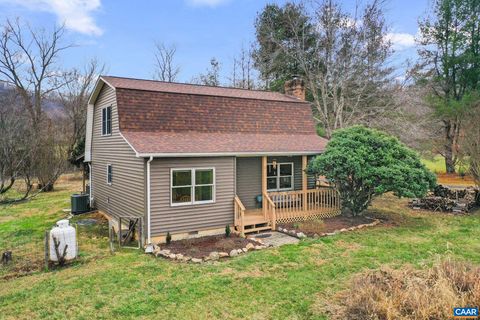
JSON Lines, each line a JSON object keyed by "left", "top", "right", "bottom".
{"left": 0, "top": 0, "right": 430, "bottom": 83}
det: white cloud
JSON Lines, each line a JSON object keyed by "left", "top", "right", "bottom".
{"left": 186, "top": 0, "right": 230, "bottom": 7}
{"left": 1, "top": 0, "right": 103, "bottom": 36}
{"left": 386, "top": 32, "right": 416, "bottom": 49}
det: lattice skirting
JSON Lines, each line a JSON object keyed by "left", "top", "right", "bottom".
{"left": 275, "top": 208, "right": 341, "bottom": 224}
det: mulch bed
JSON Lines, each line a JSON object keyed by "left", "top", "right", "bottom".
{"left": 278, "top": 215, "right": 376, "bottom": 238}
{"left": 159, "top": 234, "right": 259, "bottom": 259}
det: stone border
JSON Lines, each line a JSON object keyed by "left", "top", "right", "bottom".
{"left": 150, "top": 238, "right": 269, "bottom": 264}
{"left": 277, "top": 218, "right": 381, "bottom": 239}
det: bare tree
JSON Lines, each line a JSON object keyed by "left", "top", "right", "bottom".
{"left": 0, "top": 18, "right": 71, "bottom": 129}
{"left": 260, "top": 0, "right": 395, "bottom": 138}
{"left": 191, "top": 57, "right": 221, "bottom": 86}
{"left": 0, "top": 18, "right": 71, "bottom": 192}
{"left": 460, "top": 99, "right": 480, "bottom": 186}
{"left": 0, "top": 85, "right": 35, "bottom": 201}
{"left": 58, "top": 59, "right": 105, "bottom": 163}
{"left": 229, "top": 45, "right": 257, "bottom": 89}
{"left": 153, "top": 42, "right": 180, "bottom": 82}
{"left": 379, "top": 84, "right": 442, "bottom": 152}
{"left": 35, "top": 118, "right": 69, "bottom": 192}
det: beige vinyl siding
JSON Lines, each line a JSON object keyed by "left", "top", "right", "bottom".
{"left": 307, "top": 155, "right": 317, "bottom": 188}
{"left": 150, "top": 157, "right": 235, "bottom": 235}
{"left": 235, "top": 157, "right": 262, "bottom": 209}
{"left": 236, "top": 155, "right": 317, "bottom": 209}
{"left": 91, "top": 84, "right": 145, "bottom": 219}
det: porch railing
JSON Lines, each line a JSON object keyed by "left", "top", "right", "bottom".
{"left": 267, "top": 188, "right": 341, "bottom": 223}
{"left": 234, "top": 195, "right": 246, "bottom": 235}
{"left": 263, "top": 192, "right": 276, "bottom": 230}
{"left": 234, "top": 188, "right": 341, "bottom": 233}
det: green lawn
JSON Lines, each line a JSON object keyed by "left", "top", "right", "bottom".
{"left": 421, "top": 154, "right": 469, "bottom": 174}
{"left": 1, "top": 178, "right": 480, "bottom": 319}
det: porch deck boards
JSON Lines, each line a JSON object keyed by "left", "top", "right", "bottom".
{"left": 244, "top": 209, "right": 268, "bottom": 225}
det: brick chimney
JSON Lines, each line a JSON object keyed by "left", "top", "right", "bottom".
{"left": 284, "top": 76, "right": 305, "bottom": 100}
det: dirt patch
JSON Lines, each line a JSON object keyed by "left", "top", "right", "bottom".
{"left": 158, "top": 234, "right": 259, "bottom": 259}
{"left": 437, "top": 173, "right": 476, "bottom": 187}
{"left": 279, "top": 215, "right": 375, "bottom": 237}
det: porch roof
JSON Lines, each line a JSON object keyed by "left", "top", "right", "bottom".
{"left": 122, "top": 131, "right": 327, "bottom": 157}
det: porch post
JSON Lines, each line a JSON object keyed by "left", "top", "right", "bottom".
{"left": 302, "top": 155, "right": 308, "bottom": 211}
{"left": 262, "top": 156, "right": 267, "bottom": 218}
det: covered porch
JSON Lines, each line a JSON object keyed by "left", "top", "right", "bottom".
{"left": 234, "top": 155, "right": 341, "bottom": 234}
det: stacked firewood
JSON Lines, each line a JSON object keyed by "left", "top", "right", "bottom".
{"left": 409, "top": 185, "right": 479, "bottom": 213}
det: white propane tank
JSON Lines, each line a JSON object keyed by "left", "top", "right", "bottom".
{"left": 49, "top": 219, "right": 77, "bottom": 262}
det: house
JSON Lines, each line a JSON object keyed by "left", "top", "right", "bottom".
{"left": 84, "top": 76, "right": 340, "bottom": 245}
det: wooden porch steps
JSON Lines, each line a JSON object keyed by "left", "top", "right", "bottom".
{"left": 240, "top": 209, "right": 272, "bottom": 234}
{"left": 243, "top": 224, "right": 271, "bottom": 234}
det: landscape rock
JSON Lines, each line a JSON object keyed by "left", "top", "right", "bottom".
{"left": 209, "top": 251, "right": 220, "bottom": 261}
{"left": 254, "top": 245, "right": 264, "bottom": 250}
{"left": 219, "top": 252, "right": 229, "bottom": 258}
{"left": 229, "top": 249, "right": 238, "bottom": 257}
{"left": 191, "top": 258, "right": 202, "bottom": 263}
{"left": 237, "top": 249, "right": 243, "bottom": 254}
{"left": 296, "top": 232, "right": 306, "bottom": 238}
{"left": 246, "top": 243, "right": 255, "bottom": 251}
{"left": 242, "top": 248, "right": 248, "bottom": 253}
{"left": 168, "top": 254, "right": 176, "bottom": 259}
{"left": 175, "top": 254, "right": 184, "bottom": 260}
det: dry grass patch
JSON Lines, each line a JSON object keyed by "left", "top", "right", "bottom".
{"left": 322, "top": 259, "right": 480, "bottom": 320}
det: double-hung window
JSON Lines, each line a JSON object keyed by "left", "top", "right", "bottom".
{"left": 267, "top": 162, "right": 294, "bottom": 191}
{"left": 102, "top": 106, "right": 112, "bottom": 136}
{"left": 171, "top": 168, "right": 215, "bottom": 206}
{"left": 107, "top": 164, "right": 113, "bottom": 185}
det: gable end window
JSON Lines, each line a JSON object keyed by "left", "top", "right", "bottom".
{"left": 171, "top": 168, "right": 215, "bottom": 206}
{"left": 102, "top": 106, "right": 112, "bottom": 136}
{"left": 107, "top": 164, "right": 112, "bottom": 185}
{"left": 267, "top": 162, "right": 294, "bottom": 191}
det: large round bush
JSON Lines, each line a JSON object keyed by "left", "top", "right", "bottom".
{"left": 308, "top": 126, "right": 436, "bottom": 216}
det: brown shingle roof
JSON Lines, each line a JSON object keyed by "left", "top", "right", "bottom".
{"left": 102, "top": 76, "right": 304, "bottom": 103}
{"left": 122, "top": 131, "right": 327, "bottom": 156}
{"left": 98, "top": 76, "right": 327, "bottom": 155}
{"left": 114, "top": 87, "right": 316, "bottom": 134}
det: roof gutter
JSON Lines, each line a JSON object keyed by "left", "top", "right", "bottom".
{"left": 135, "top": 151, "right": 323, "bottom": 158}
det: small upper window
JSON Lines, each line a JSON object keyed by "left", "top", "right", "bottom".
{"left": 102, "top": 106, "right": 112, "bottom": 135}
{"left": 107, "top": 164, "right": 112, "bottom": 185}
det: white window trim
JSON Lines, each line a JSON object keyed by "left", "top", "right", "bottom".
{"left": 106, "top": 164, "right": 112, "bottom": 185}
{"left": 267, "top": 162, "right": 294, "bottom": 192}
{"left": 101, "top": 106, "right": 112, "bottom": 136}
{"left": 170, "top": 167, "right": 216, "bottom": 207}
